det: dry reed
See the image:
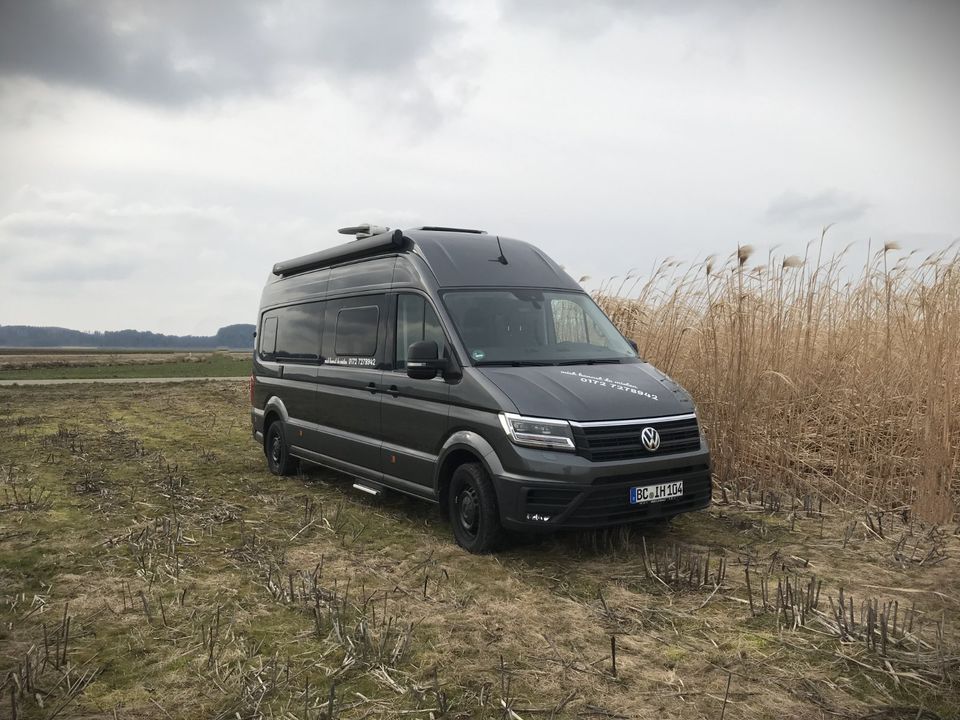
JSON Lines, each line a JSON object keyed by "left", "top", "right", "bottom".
{"left": 597, "top": 233, "right": 960, "bottom": 522}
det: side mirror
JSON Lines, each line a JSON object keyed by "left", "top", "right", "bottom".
{"left": 407, "top": 340, "right": 445, "bottom": 380}
{"left": 628, "top": 339, "right": 639, "bottom": 354}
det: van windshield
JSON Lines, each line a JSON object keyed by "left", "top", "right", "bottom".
{"left": 442, "top": 289, "right": 636, "bottom": 366}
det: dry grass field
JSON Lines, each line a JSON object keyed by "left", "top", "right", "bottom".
{"left": 1, "top": 381, "right": 957, "bottom": 719}
{"left": 0, "top": 351, "right": 250, "bottom": 381}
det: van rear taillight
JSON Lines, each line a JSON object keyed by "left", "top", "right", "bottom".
{"left": 249, "top": 373, "right": 255, "bottom": 405}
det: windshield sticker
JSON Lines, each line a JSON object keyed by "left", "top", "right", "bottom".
{"left": 326, "top": 356, "right": 377, "bottom": 367}
{"left": 471, "top": 349, "right": 486, "bottom": 361}
{"left": 559, "top": 370, "right": 659, "bottom": 401}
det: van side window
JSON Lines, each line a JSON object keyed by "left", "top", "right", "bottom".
{"left": 551, "top": 298, "right": 610, "bottom": 349}
{"left": 395, "top": 295, "right": 445, "bottom": 369}
{"left": 334, "top": 306, "right": 379, "bottom": 357}
{"left": 273, "top": 302, "right": 324, "bottom": 363}
{"left": 259, "top": 315, "right": 278, "bottom": 360}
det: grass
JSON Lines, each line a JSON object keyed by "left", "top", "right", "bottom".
{"left": 595, "top": 235, "right": 960, "bottom": 524}
{"left": 1, "top": 381, "right": 957, "bottom": 719}
{"left": 0, "top": 352, "right": 250, "bottom": 380}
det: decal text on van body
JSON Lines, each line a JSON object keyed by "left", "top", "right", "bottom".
{"left": 326, "top": 357, "right": 377, "bottom": 367}
{"left": 559, "top": 370, "right": 658, "bottom": 401}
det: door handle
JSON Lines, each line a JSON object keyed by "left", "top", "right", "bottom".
{"left": 366, "top": 382, "right": 378, "bottom": 395}
{"left": 387, "top": 384, "right": 400, "bottom": 398}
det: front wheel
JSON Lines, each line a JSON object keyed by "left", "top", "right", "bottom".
{"left": 448, "top": 462, "right": 504, "bottom": 553}
{"left": 265, "top": 421, "right": 299, "bottom": 476}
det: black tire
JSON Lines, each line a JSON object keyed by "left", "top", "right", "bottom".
{"left": 448, "top": 462, "right": 505, "bottom": 553}
{"left": 265, "top": 421, "right": 299, "bottom": 476}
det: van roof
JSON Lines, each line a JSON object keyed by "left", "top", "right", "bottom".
{"left": 270, "top": 227, "right": 581, "bottom": 291}
{"left": 409, "top": 228, "right": 579, "bottom": 289}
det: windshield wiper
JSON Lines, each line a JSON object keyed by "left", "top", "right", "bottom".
{"left": 556, "top": 358, "right": 624, "bottom": 366}
{"left": 475, "top": 360, "right": 554, "bottom": 367}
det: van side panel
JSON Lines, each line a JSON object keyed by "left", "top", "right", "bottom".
{"left": 380, "top": 293, "right": 452, "bottom": 489}
{"left": 327, "top": 257, "right": 396, "bottom": 296}
{"left": 310, "top": 295, "right": 387, "bottom": 474}
{"left": 380, "top": 379, "right": 450, "bottom": 487}
{"left": 260, "top": 268, "right": 330, "bottom": 310}
{"left": 253, "top": 303, "right": 325, "bottom": 454}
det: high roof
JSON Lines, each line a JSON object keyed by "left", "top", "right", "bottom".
{"left": 406, "top": 228, "right": 579, "bottom": 289}
{"left": 269, "top": 225, "right": 581, "bottom": 291}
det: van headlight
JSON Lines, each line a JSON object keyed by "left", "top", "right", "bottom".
{"left": 498, "top": 413, "right": 575, "bottom": 451}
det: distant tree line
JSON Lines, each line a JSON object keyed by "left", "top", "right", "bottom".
{"left": 0, "top": 323, "right": 256, "bottom": 349}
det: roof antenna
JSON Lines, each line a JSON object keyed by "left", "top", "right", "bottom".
{"left": 492, "top": 235, "right": 508, "bottom": 265}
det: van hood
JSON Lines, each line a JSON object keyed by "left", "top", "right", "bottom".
{"left": 477, "top": 361, "right": 695, "bottom": 422}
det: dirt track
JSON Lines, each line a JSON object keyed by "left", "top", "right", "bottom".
{"left": 0, "top": 376, "right": 247, "bottom": 386}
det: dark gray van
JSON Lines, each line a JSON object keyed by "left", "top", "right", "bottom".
{"left": 251, "top": 225, "right": 711, "bottom": 552}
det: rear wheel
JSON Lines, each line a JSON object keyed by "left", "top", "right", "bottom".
{"left": 448, "top": 462, "right": 504, "bottom": 553}
{"left": 265, "top": 421, "right": 299, "bottom": 476}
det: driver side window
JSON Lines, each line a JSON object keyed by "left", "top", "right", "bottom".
{"left": 395, "top": 294, "right": 445, "bottom": 369}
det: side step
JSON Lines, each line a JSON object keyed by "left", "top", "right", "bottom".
{"left": 352, "top": 482, "right": 383, "bottom": 497}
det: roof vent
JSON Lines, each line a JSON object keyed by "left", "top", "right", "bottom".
{"left": 338, "top": 223, "right": 390, "bottom": 239}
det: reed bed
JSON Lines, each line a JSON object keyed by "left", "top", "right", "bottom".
{"left": 596, "top": 233, "right": 960, "bottom": 522}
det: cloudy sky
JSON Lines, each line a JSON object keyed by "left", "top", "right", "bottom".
{"left": 1, "top": 0, "right": 958, "bottom": 334}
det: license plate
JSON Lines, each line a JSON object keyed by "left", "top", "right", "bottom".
{"left": 630, "top": 481, "right": 683, "bottom": 505}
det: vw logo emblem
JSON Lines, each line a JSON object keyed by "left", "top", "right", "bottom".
{"left": 641, "top": 426, "right": 661, "bottom": 452}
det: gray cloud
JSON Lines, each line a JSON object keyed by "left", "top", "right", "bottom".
{"left": 23, "top": 257, "right": 137, "bottom": 283}
{"left": 1, "top": 1, "right": 958, "bottom": 333}
{"left": 0, "top": 0, "right": 458, "bottom": 105}
{"left": 765, "top": 189, "right": 871, "bottom": 228}
{"left": 0, "top": 191, "right": 240, "bottom": 284}
{"left": 0, "top": 188, "right": 281, "bottom": 333}
{"left": 0, "top": 211, "right": 119, "bottom": 244}
{"left": 500, "top": 0, "right": 766, "bottom": 35}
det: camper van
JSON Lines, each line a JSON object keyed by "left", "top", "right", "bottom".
{"left": 251, "top": 225, "right": 711, "bottom": 552}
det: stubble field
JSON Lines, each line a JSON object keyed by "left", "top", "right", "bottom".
{"left": 1, "top": 380, "right": 957, "bottom": 719}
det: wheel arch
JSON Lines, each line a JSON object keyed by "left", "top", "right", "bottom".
{"left": 434, "top": 431, "right": 503, "bottom": 516}
{"left": 261, "top": 396, "right": 290, "bottom": 452}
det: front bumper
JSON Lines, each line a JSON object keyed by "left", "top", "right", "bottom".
{"left": 493, "top": 444, "right": 712, "bottom": 531}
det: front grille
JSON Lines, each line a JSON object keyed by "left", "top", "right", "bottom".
{"left": 592, "top": 463, "right": 706, "bottom": 485}
{"left": 572, "top": 415, "right": 701, "bottom": 462}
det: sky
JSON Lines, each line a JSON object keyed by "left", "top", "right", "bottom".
{"left": 1, "top": 0, "right": 958, "bottom": 335}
